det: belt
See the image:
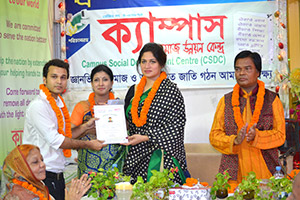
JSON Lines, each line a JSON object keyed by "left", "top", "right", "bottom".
{"left": 46, "top": 171, "right": 64, "bottom": 181}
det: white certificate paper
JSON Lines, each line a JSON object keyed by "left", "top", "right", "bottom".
{"left": 94, "top": 105, "right": 128, "bottom": 144}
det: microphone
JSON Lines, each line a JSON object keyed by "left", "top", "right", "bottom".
{"left": 279, "top": 147, "right": 295, "bottom": 159}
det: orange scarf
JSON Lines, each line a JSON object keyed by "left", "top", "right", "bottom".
{"left": 131, "top": 72, "right": 167, "bottom": 127}
{"left": 231, "top": 80, "right": 265, "bottom": 132}
{"left": 40, "top": 84, "right": 72, "bottom": 157}
{"left": 12, "top": 179, "right": 48, "bottom": 200}
{"left": 88, "top": 92, "right": 115, "bottom": 117}
{"left": 2, "top": 145, "right": 50, "bottom": 200}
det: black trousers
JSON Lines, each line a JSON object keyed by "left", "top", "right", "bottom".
{"left": 43, "top": 171, "right": 65, "bottom": 200}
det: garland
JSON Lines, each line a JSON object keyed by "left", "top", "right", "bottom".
{"left": 231, "top": 80, "right": 265, "bottom": 132}
{"left": 40, "top": 84, "right": 72, "bottom": 157}
{"left": 131, "top": 72, "right": 167, "bottom": 127}
{"left": 88, "top": 92, "right": 115, "bottom": 117}
{"left": 12, "top": 179, "right": 48, "bottom": 200}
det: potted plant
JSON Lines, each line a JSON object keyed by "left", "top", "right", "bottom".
{"left": 131, "top": 167, "right": 179, "bottom": 200}
{"left": 210, "top": 170, "right": 231, "bottom": 199}
{"left": 88, "top": 167, "right": 130, "bottom": 200}
{"left": 228, "top": 171, "right": 260, "bottom": 200}
{"left": 266, "top": 176, "right": 292, "bottom": 200}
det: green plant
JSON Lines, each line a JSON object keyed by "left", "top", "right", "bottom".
{"left": 228, "top": 171, "right": 260, "bottom": 200}
{"left": 210, "top": 170, "right": 231, "bottom": 200}
{"left": 266, "top": 176, "right": 293, "bottom": 200}
{"left": 88, "top": 167, "right": 130, "bottom": 200}
{"left": 131, "top": 167, "right": 179, "bottom": 200}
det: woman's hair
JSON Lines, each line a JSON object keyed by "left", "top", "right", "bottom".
{"left": 90, "top": 64, "right": 114, "bottom": 81}
{"left": 18, "top": 144, "right": 39, "bottom": 159}
{"left": 136, "top": 43, "right": 167, "bottom": 73}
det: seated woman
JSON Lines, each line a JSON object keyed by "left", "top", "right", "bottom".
{"left": 123, "top": 43, "right": 188, "bottom": 184}
{"left": 71, "top": 64, "right": 126, "bottom": 178}
{"left": 1, "top": 144, "right": 90, "bottom": 200}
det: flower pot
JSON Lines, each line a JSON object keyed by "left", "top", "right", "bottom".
{"left": 243, "top": 189, "right": 255, "bottom": 200}
{"left": 216, "top": 188, "right": 228, "bottom": 199}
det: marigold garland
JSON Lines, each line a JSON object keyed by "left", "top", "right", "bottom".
{"left": 131, "top": 72, "right": 167, "bottom": 127}
{"left": 231, "top": 80, "right": 265, "bottom": 132}
{"left": 12, "top": 179, "right": 48, "bottom": 200}
{"left": 40, "top": 84, "right": 72, "bottom": 157}
{"left": 88, "top": 92, "right": 115, "bottom": 117}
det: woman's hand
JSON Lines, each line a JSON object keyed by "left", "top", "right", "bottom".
{"left": 84, "top": 118, "right": 99, "bottom": 130}
{"left": 65, "top": 174, "right": 91, "bottom": 200}
{"left": 121, "top": 134, "right": 149, "bottom": 146}
{"left": 85, "top": 128, "right": 97, "bottom": 136}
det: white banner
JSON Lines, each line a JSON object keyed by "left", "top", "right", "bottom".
{"left": 66, "top": 1, "right": 278, "bottom": 89}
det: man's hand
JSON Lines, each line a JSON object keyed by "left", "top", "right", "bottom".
{"left": 234, "top": 124, "right": 247, "bottom": 145}
{"left": 121, "top": 134, "right": 149, "bottom": 146}
{"left": 88, "top": 140, "right": 106, "bottom": 151}
{"left": 246, "top": 123, "right": 257, "bottom": 142}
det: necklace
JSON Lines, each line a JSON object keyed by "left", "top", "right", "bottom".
{"left": 12, "top": 179, "right": 48, "bottom": 200}
{"left": 131, "top": 72, "right": 167, "bottom": 127}
{"left": 88, "top": 92, "right": 115, "bottom": 117}
{"left": 40, "top": 84, "right": 72, "bottom": 157}
{"left": 231, "top": 80, "right": 265, "bottom": 132}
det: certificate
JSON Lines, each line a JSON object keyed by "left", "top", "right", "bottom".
{"left": 94, "top": 105, "right": 128, "bottom": 144}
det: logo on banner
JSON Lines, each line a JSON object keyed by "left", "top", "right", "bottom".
{"left": 66, "top": 9, "right": 90, "bottom": 58}
{"left": 74, "top": 0, "right": 91, "bottom": 8}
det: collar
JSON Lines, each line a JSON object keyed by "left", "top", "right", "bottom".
{"left": 239, "top": 83, "right": 259, "bottom": 97}
{"left": 40, "top": 89, "right": 64, "bottom": 108}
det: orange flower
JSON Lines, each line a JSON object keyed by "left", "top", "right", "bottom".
{"left": 183, "top": 177, "right": 198, "bottom": 187}
{"left": 232, "top": 80, "right": 265, "bottom": 132}
{"left": 288, "top": 169, "right": 300, "bottom": 180}
{"left": 28, "top": 184, "right": 33, "bottom": 190}
{"left": 200, "top": 182, "right": 209, "bottom": 187}
{"left": 228, "top": 182, "right": 238, "bottom": 193}
{"left": 40, "top": 84, "right": 72, "bottom": 157}
{"left": 13, "top": 179, "right": 49, "bottom": 200}
{"left": 131, "top": 72, "right": 167, "bottom": 127}
{"left": 88, "top": 92, "right": 115, "bottom": 117}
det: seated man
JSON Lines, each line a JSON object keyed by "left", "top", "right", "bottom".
{"left": 209, "top": 50, "right": 286, "bottom": 183}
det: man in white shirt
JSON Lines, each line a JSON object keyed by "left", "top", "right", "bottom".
{"left": 23, "top": 59, "right": 105, "bottom": 200}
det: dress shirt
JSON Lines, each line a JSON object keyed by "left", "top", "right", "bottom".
{"left": 23, "top": 90, "right": 66, "bottom": 173}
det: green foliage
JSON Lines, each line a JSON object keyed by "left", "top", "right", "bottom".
{"left": 227, "top": 171, "right": 260, "bottom": 200}
{"left": 210, "top": 170, "right": 231, "bottom": 200}
{"left": 226, "top": 171, "right": 293, "bottom": 200}
{"left": 88, "top": 167, "right": 130, "bottom": 200}
{"left": 265, "top": 176, "right": 293, "bottom": 200}
{"left": 131, "top": 167, "right": 179, "bottom": 200}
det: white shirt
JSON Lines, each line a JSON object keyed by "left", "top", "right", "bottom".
{"left": 23, "top": 90, "right": 66, "bottom": 173}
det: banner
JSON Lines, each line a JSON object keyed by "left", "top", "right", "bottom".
{"left": 0, "top": 0, "right": 51, "bottom": 164}
{"left": 65, "top": 0, "right": 278, "bottom": 89}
